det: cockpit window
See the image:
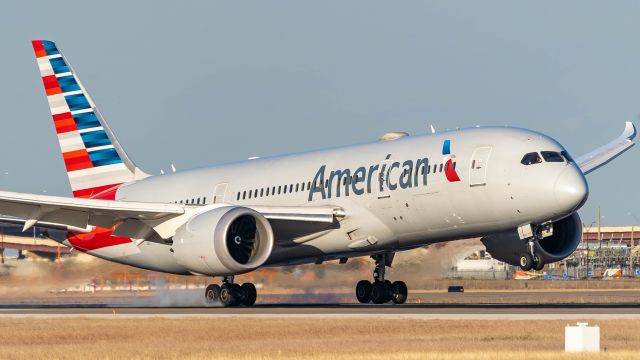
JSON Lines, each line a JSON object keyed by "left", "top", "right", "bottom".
{"left": 541, "top": 151, "right": 565, "bottom": 163}
{"left": 521, "top": 152, "right": 542, "bottom": 165}
{"left": 561, "top": 150, "right": 574, "bottom": 163}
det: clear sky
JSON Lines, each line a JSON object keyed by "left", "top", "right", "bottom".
{"left": 0, "top": 1, "right": 638, "bottom": 226}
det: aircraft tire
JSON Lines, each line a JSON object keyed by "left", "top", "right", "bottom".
{"left": 371, "top": 281, "right": 388, "bottom": 304}
{"left": 220, "top": 284, "right": 239, "bottom": 307}
{"left": 391, "top": 281, "right": 408, "bottom": 304}
{"left": 240, "top": 283, "right": 257, "bottom": 306}
{"left": 519, "top": 253, "right": 533, "bottom": 271}
{"left": 533, "top": 254, "right": 545, "bottom": 271}
{"left": 356, "top": 280, "right": 372, "bottom": 303}
{"left": 383, "top": 280, "right": 394, "bottom": 303}
{"left": 205, "top": 284, "right": 221, "bottom": 304}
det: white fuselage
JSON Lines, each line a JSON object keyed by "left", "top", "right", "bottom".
{"left": 103, "top": 126, "right": 587, "bottom": 273}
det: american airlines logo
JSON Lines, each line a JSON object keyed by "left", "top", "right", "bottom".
{"left": 308, "top": 140, "right": 460, "bottom": 201}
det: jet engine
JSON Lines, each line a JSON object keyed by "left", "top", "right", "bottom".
{"left": 480, "top": 212, "right": 582, "bottom": 266}
{"left": 172, "top": 206, "right": 274, "bottom": 276}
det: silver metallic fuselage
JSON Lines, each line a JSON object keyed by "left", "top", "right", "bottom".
{"left": 109, "top": 126, "right": 587, "bottom": 273}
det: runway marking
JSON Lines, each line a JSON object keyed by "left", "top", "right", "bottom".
{"left": 1, "top": 313, "right": 640, "bottom": 320}
{"left": 1, "top": 303, "right": 640, "bottom": 319}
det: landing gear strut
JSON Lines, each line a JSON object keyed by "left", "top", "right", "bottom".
{"left": 518, "top": 224, "right": 548, "bottom": 271}
{"left": 355, "top": 253, "right": 408, "bottom": 304}
{"left": 205, "top": 276, "right": 257, "bottom": 307}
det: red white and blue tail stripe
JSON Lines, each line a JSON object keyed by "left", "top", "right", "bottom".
{"left": 32, "top": 40, "right": 147, "bottom": 199}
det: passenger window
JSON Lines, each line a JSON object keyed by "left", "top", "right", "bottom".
{"left": 266, "top": 187, "right": 270, "bottom": 196}
{"left": 248, "top": 191, "right": 252, "bottom": 199}
{"left": 203, "top": 197, "right": 206, "bottom": 203}
{"left": 439, "top": 164, "right": 443, "bottom": 172}
{"left": 521, "top": 152, "right": 542, "bottom": 165}
{"left": 445, "top": 163, "right": 449, "bottom": 172}
{"left": 278, "top": 186, "right": 281, "bottom": 194}
{"left": 243, "top": 191, "right": 246, "bottom": 200}
{"left": 197, "top": 198, "right": 200, "bottom": 204}
{"left": 307, "top": 181, "right": 311, "bottom": 189}
{"left": 296, "top": 183, "right": 299, "bottom": 192}
{"left": 453, "top": 162, "right": 457, "bottom": 170}
{"left": 289, "top": 184, "right": 293, "bottom": 193}
{"left": 541, "top": 151, "right": 565, "bottom": 163}
{"left": 283, "top": 185, "right": 287, "bottom": 194}
{"left": 260, "top": 188, "right": 264, "bottom": 197}
{"left": 237, "top": 193, "right": 240, "bottom": 201}
{"left": 254, "top": 189, "right": 258, "bottom": 198}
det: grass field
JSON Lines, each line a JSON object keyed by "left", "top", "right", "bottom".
{"left": 0, "top": 317, "right": 638, "bottom": 359}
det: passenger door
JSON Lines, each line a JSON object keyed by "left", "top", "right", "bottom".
{"left": 469, "top": 147, "right": 492, "bottom": 186}
{"left": 377, "top": 159, "right": 391, "bottom": 199}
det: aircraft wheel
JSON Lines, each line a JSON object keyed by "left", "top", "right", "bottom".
{"left": 371, "top": 281, "right": 388, "bottom": 304}
{"left": 356, "top": 280, "right": 372, "bottom": 303}
{"left": 383, "top": 280, "right": 394, "bottom": 302}
{"left": 240, "top": 283, "right": 257, "bottom": 306}
{"left": 533, "top": 254, "right": 545, "bottom": 271}
{"left": 391, "top": 281, "right": 408, "bottom": 304}
{"left": 220, "top": 284, "right": 239, "bottom": 307}
{"left": 205, "top": 284, "right": 221, "bottom": 304}
{"left": 519, "top": 253, "right": 533, "bottom": 271}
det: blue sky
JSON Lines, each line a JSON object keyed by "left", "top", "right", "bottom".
{"left": 0, "top": 1, "right": 639, "bottom": 225}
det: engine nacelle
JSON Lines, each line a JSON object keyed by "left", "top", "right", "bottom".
{"left": 172, "top": 206, "right": 274, "bottom": 276}
{"left": 481, "top": 212, "right": 582, "bottom": 266}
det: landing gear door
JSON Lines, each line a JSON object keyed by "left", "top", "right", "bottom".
{"left": 212, "top": 183, "right": 228, "bottom": 203}
{"left": 469, "top": 147, "right": 492, "bottom": 187}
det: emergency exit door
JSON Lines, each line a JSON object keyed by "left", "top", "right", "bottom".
{"left": 212, "top": 183, "right": 228, "bottom": 203}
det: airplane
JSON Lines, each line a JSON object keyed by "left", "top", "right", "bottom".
{"left": 0, "top": 39, "right": 634, "bottom": 307}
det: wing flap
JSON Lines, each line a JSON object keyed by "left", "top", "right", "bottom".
{"left": 577, "top": 121, "right": 636, "bottom": 175}
{"left": 248, "top": 205, "right": 345, "bottom": 223}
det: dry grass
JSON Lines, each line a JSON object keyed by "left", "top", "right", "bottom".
{"left": 0, "top": 318, "right": 638, "bottom": 359}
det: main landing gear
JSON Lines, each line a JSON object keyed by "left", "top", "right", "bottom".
{"left": 355, "top": 253, "right": 408, "bottom": 304}
{"left": 205, "top": 276, "right": 257, "bottom": 307}
{"left": 518, "top": 224, "right": 548, "bottom": 272}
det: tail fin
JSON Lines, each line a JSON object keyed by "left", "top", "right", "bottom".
{"left": 31, "top": 40, "right": 148, "bottom": 199}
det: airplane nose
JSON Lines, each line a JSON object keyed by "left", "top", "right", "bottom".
{"left": 554, "top": 167, "right": 589, "bottom": 213}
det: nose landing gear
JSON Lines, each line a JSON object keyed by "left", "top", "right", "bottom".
{"left": 205, "top": 276, "right": 257, "bottom": 307}
{"left": 517, "top": 224, "right": 548, "bottom": 271}
{"left": 355, "top": 253, "right": 408, "bottom": 304}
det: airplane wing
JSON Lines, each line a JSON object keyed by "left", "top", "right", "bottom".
{"left": 576, "top": 121, "right": 636, "bottom": 175}
{"left": 0, "top": 190, "right": 343, "bottom": 236}
{"left": 0, "top": 190, "right": 185, "bottom": 231}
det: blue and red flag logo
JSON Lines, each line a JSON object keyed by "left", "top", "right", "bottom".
{"left": 442, "top": 139, "right": 461, "bottom": 182}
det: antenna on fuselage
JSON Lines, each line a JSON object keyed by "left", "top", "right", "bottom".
{"left": 430, "top": 125, "right": 436, "bottom": 134}
{"left": 171, "top": 164, "right": 176, "bottom": 173}
{"left": 160, "top": 169, "right": 165, "bottom": 175}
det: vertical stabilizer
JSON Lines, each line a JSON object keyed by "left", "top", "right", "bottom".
{"left": 31, "top": 40, "right": 148, "bottom": 199}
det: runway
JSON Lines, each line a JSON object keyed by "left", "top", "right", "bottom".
{"left": 1, "top": 303, "right": 640, "bottom": 319}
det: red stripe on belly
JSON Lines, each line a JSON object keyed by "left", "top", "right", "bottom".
{"left": 67, "top": 226, "right": 131, "bottom": 252}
